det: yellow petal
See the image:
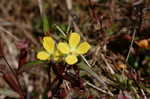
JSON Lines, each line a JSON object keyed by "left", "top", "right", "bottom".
{"left": 57, "top": 42, "right": 69, "bottom": 54}
{"left": 69, "top": 33, "right": 80, "bottom": 48}
{"left": 77, "top": 42, "right": 91, "bottom": 54}
{"left": 37, "top": 51, "right": 50, "bottom": 60}
{"left": 53, "top": 50, "right": 60, "bottom": 61}
{"left": 43, "top": 36, "right": 55, "bottom": 53}
{"left": 65, "top": 55, "right": 78, "bottom": 65}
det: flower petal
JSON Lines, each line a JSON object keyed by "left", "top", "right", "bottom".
{"left": 53, "top": 50, "right": 61, "bottom": 61}
{"left": 77, "top": 42, "right": 91, "bottom": 54}
{"left": 57, "top": 42, "right": 69, "bottom": 54}
{"left": 43, "top": 36, "right": 55, "bottom": 53}
{"left": 69, "top": 33, "right": 80, "bottom": 48}
{"left": 37, "top": 51, "right": 50, "bottom": 60}
{"left": 65, "top": 55, "right": 78, "bottom": 65}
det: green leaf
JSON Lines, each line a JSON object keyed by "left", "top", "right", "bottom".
{"left": 24, "top": 60, "right": 45, "bottom": 67}
{"left": 77, "top": 61, "right": 105, "bottom": 85}
{"left": 43, "top": 16, "right": 49, "bottom": 32}
{"left": 0, "top": 88, "right": 19, "bottom": 98}
{"left": 77, "top": 61, "right": 98, "bottom": 77}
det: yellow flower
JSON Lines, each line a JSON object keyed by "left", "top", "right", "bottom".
{"left": 57, "top": 32, "right": 91, "bottom": 65}
{"left": 37, "top": 36, "right": 56, "bottom": 60}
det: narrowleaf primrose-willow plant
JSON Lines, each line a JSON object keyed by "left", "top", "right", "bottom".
{"left": 37, "top": 32, "right": 91, "bottom": 65}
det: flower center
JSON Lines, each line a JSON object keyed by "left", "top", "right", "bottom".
{"left": 70, "top": 47, "right": 77, "bottom": 55}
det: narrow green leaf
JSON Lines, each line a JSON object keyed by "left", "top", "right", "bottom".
{"left": 43, "top": 16, "right": 49, "bottom": 32}
{"left": 77, "top": 61, "right": 106, "bottom": 85}
{"left": 24, "top": 60, "right": 45, "bottom": 67}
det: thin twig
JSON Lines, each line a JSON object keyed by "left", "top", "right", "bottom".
{"left": 81, "top": 55, "right": 91, "bottom": 68}
{"left": 38, "top": 0, "right": 44, "bottom": 16}
{"left": 2, "top": 56, "right": 24, "bottom": 95}
{"left": 101, "top": 54, "right": 115, "bottom": 74}
{"left": 2, "top": 56, "right": 16, "bottom": 77}
{"left": 55, "top": 24, "right": 67, "bottom": 37}
{"left": 141, "top": 89, "right": 147, "bottom": 99}
{"left": 125, "top": 29, "right": 136, "bottom": 63}
{"left": 66, "top": 0, "right": 72, "bottom": 10}
{"left": 85, "top": 81, "right": 113, "bottom": 96}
